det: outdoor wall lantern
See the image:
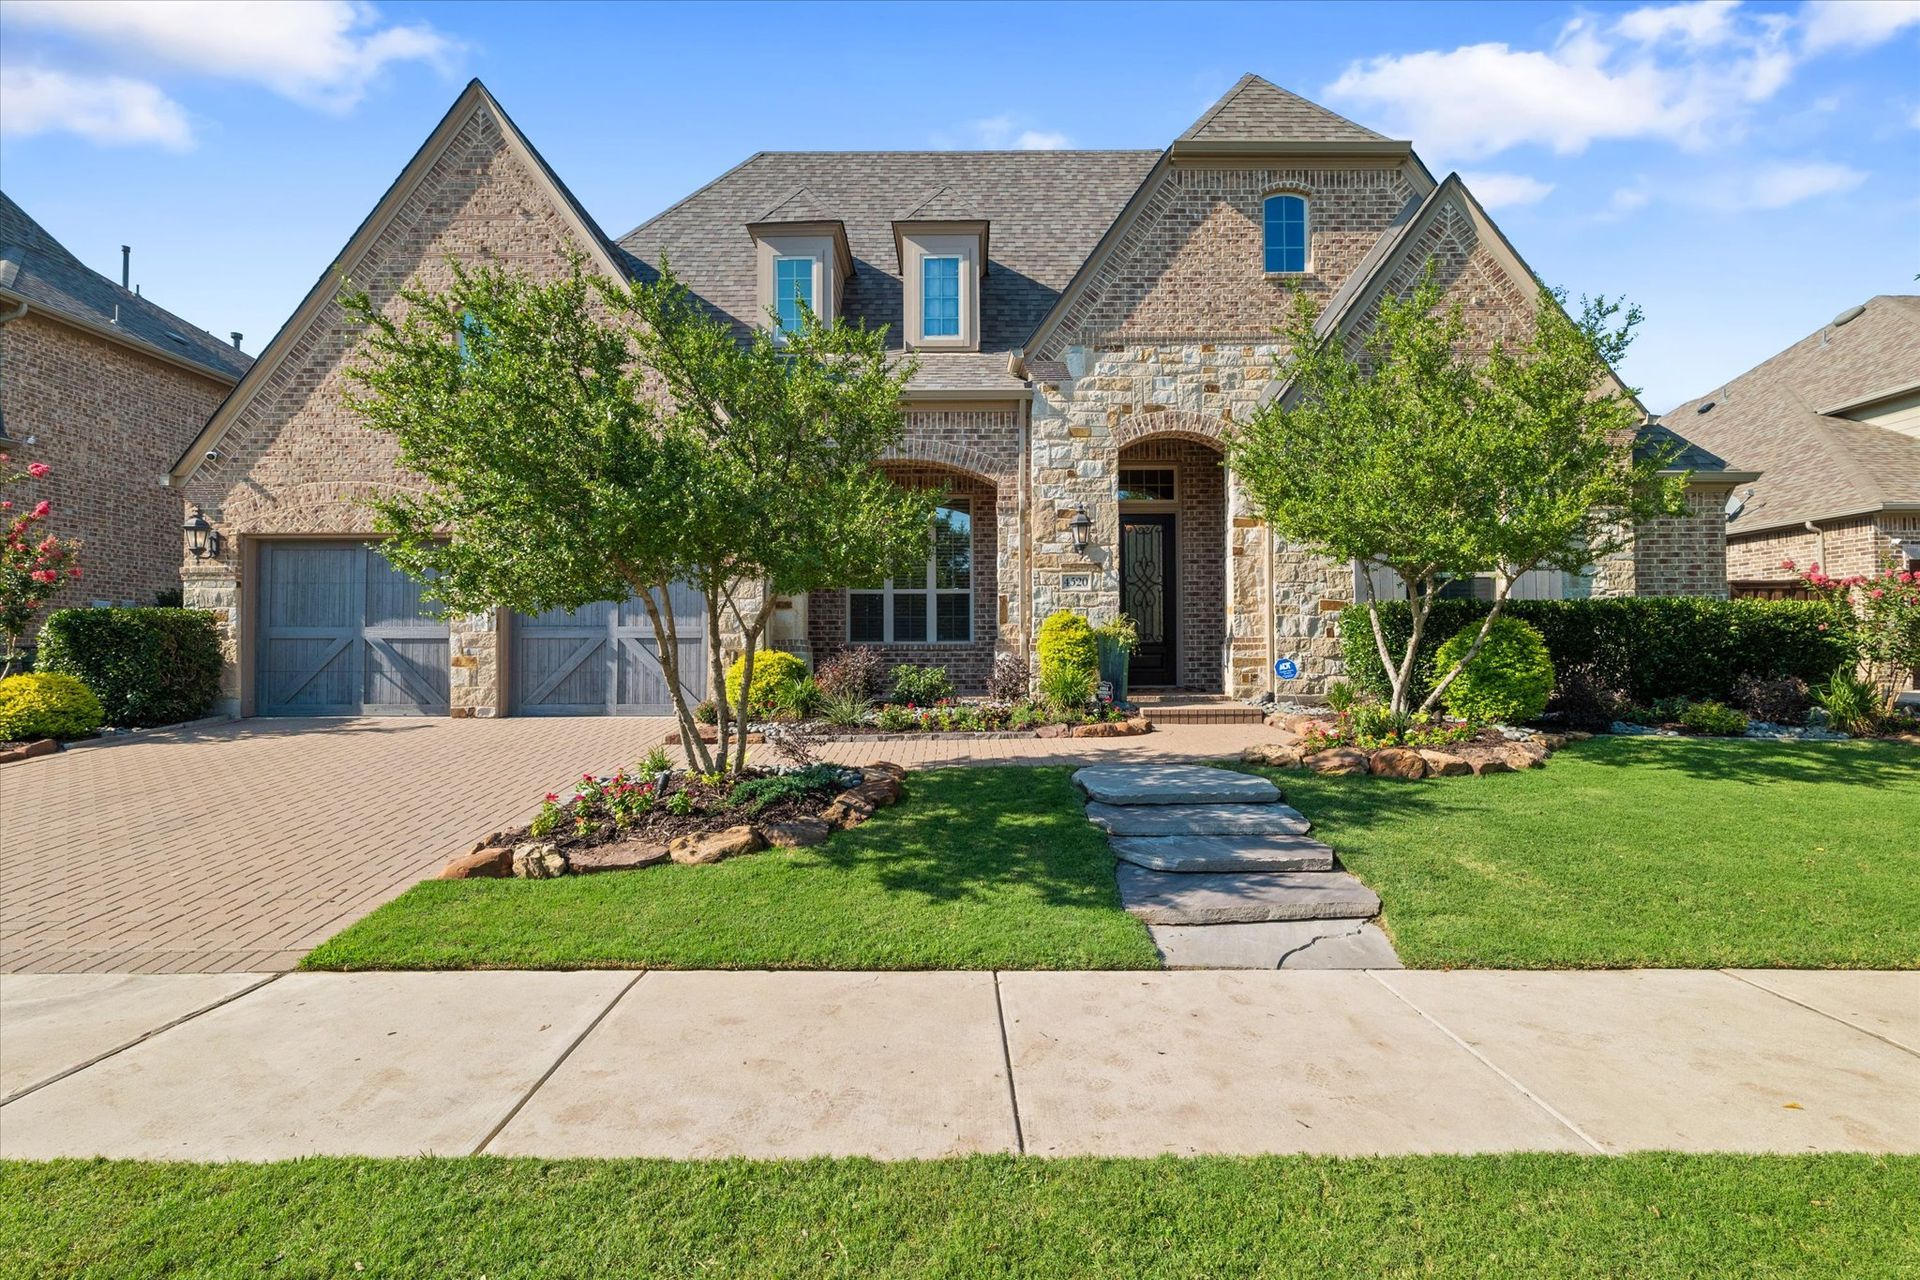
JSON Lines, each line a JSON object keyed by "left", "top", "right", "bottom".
{"left": 1069, "top": 505, "right": 1094, "bottom": 555}
{"left": 183, "top": 507, "right": 222, "bottom": 559}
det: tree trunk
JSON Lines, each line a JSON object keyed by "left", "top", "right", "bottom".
{"left": 622, "top": 564, "right": 713, "bottom": 773}
{"left": 704, "top": 580, "right": 730, "bottom": 772}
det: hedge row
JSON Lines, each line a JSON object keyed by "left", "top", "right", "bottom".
{"left": 37, "top": 608, "right": 224, "bottom": 728}
{"left": 1337, "top": 597, "right": 1856, "bottom": 707}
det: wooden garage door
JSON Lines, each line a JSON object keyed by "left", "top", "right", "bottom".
{"left": 512, "top": 582, "right": 706, "bottom": 715}
{"left": 255, "top": 542, "right": 450, "bottom": 716}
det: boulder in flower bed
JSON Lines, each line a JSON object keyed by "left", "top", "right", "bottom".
{"left": 1417, "top": 749, "right": 1472, "bottom": 777}
{"left": 570, "top": 841, "right": 670, "bottom": 874}
{"left": 512, "top": 842, "right": 568, "bottom": 879}
{"left": 669, "top": 824, "right": 764, "bottom": 866}
{"left": 1305, "top": 747, "right": 1372, "bottom": 776}
{"left": 759, "top": 817, "right": 831, "bottom": 848}
{"left": 437, "top": 843, "right": 513, "bottom": 880}
{"left": 1240, "top": 742, "right": 1304, "bottom": 768}
{"left": 1369, "top": 747, "right": 1428, "bottom": 780}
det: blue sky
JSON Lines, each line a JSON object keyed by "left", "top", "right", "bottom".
{"left": 2, "top": 0, "right": 1915, "bottom": 411}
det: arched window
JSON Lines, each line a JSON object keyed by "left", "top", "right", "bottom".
{"left": 1263, "top": 193, "right": 1308, "bottom": 273}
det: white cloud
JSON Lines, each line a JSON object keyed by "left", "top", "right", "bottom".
{"left": 4, "top": 0, "right": 452, "bottom": 112}
{"left": 0, "top": 64, "right": 192, "bottom": 149}
{"left": 1800, "top": 0, "right": 1920, "bottom": 53}
{"left": 963, "top": 113, "right": 1071, "bottom": 150}
{"left": 1460, "top": 171, "right": 1555, "bottom": 209}
{"left": 1326, "top": 4, "right": 1828, "bottom": 161}
{"left": 1697, "top": 160, "right": 1867, "bottom": 209}
{"left": 1610, "top": 185, "right": 1653, "bottom": 214}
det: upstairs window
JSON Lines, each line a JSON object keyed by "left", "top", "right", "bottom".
{"left": 921, "top": 256, "right": 961, "bottom": 338}
{"left": 849, "top": 500, "right": 972, "bottom": 644}
{"left": 773, "top": 256, "right": 814, "bottom": 335}
{"left": 1263, "top": 193, "right": 1308, "bottom": 273}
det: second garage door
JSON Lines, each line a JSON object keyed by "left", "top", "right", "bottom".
{"left": 255, "top": 542, "right": 450, "bottom": 716}
{"left": 512, "top": 582, "right": 707, "bottom": 715}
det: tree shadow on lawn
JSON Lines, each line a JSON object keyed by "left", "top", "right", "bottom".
{"left": 1565, "top": 734, "right": 1919, "bottom": 789}
{"left": 801, "top": 766, "right": 1132, "bottom": 912}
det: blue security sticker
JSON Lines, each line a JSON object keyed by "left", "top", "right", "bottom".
{"left": 1274, "top": 658, "right": 1299, "bottom": 680}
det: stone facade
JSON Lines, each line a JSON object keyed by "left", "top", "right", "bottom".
{"left": 0, "top": 311, "right": 233, "bottom": 625}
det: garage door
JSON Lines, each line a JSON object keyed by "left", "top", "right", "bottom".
{"left": 254, "top": 542, "right": 450, "bottom": 716}
{"left": 512, "top": 582, "right": 706, "bottom": 715}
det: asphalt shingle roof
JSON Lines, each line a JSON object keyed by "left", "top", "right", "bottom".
{"left": 0, "top": 190, "right": 252, "bottom": 382}
{"left": 1667, "top": 295, "right": 1920, "bottom": 534}
{"left": 1177, "top": 73, "right": 1388, "bottom": 144}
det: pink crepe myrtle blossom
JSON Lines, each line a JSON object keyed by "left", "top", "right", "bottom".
{"left": 26, "top": 462, "right": 49, "bottom": 479}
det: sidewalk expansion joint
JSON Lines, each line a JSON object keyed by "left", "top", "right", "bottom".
{"left": 1365, "top": 971, "right": 1608, "bottom": 1155}
{"left": 0, "top": 971, "right": 283, "bottom": 1107}
{"left": 472, "top": 970, "right": 646, "bottom": 1156}
{"left": 991, "top": 971, "right": 1026, "bottom": 1156}
{"left": 1717, "top": 970, "right": 1919, "bottom": 1058}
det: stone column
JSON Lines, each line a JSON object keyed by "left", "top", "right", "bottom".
{"left": 448, "top": 610, "right": 501, "bottom": 717}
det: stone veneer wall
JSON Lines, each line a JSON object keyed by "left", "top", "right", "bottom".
{"left": 177, "top": 101, "right": 604, "bottom": 716}
{"left": 0, "top": 312, "right": 232, "bottom": 626}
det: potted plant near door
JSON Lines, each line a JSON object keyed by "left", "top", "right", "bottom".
{"left": 1095, "top": 616, "right": 1139, "bottom": 701}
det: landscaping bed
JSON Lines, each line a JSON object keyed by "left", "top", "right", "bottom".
{"left": 4, "top": 1153, "right": 1911, "bottom": 1279}
{"left": 306, "top": 766, "right": 1158, "bottom": 971}
{"left": 1235, "top": 735, "right": 1920, "bottom": 969}
{"left": 1241, "top": 707, "right": 1576, "bottom": 779}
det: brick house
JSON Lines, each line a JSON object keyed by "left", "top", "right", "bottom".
{"left": 1, "top": 193, "right": 251, "bottom": 626}
{"left": 1665, "top": 295, "right": 1920, "bottom": 594}
{"left": 169, "top": 76, "right": 1742, "bottom": 719}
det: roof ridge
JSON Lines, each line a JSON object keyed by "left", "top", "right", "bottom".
{"left": 1177, "top": 72, "right": 1386, "bottom": 144}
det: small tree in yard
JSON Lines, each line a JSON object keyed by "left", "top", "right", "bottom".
{"left": 1228, "top": 266, "right": 1684, "bottom": 716}
{"left": 1, "top": 452, "right": 82, "bottom": 676}
{"left": 344, "top": 259, "right": 931, "bottom": 775}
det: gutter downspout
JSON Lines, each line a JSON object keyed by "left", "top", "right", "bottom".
{"left": 1019, "top": 391, "right": 1034, "bottom": 663}
{"left": 1803, "top": 520, "right": 1826, "bottom": 571}
{"left": 0, "top": 300, "right": 27, "bottom": 326}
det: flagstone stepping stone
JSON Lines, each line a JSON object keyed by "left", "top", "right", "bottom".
{"left": 1071, "top": 764, "right": 1280, "bottom": 806}
{"left": 1115, "top": 864, "right": 1380, "bottom": 925}
{"left": 1109, "top": 833, "right": 1333, "bottom": 873}
{"left": 1148, "top": 919, "right": 1403, "bottom": 970}
{"left": 1085, "top": 801, "right": 1310, "bottom": 838}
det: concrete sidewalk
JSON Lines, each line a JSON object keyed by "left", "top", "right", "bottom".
{"left": 1, "top": 969, "right": 1914, "bottom": 1160}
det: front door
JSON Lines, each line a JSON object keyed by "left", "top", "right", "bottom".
{"left": 1120, "top": 513, "right": 1176, "bottom": 686}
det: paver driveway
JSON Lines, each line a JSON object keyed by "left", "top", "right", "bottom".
{"left": 0, "top": 716, "right": 1269, "bottom": 974}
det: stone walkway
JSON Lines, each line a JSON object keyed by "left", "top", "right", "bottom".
{"left": 2, "top": 968, "right": 1913, "bottom": 1159}
{"left": 0, "top": 716, "right": 1273, "bottom": 975}
{"left": 1076, "top": 763, "right": 1398, "bottom": 968}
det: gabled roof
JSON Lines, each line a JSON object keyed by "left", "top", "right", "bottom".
{"left": 1669, "top": 295, "right": 1920, "bottom": 534}
{"left": 169, "top": 79, "right": 628, "bottom": 482}
{"left": 0, "top": 190, "right": 251, "bottom": 383}
{"left": 896, "top": 185, "right": 981, "bottom": 221}
{"left": 1177, "top": 73, "right": 1389, "bottom": 146}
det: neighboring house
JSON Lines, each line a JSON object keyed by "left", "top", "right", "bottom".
{"left": 169, "top": 76, "right": 1743, "bottom": 719}
{"left": 1667, "top": 295, "right": 1920, "bottom": 594}
{"left": 0, "top": 192, "right": 252, "bottom": 626}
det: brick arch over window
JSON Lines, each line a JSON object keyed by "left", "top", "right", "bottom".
{"left": 880, "top": 438, "right": 1010, "bottom": 487}
{"left": 1111, "top": 410, "right": 1228, "bottom": 452}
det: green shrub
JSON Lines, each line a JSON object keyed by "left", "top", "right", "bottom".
{"left": 1817, "top": 666, "right": 1881, "bottom": 736}
{"left": 1038, "top": 663, "right": 1095, "bottom": 719}
{"left": 774, "top": 676, "right": 822, "bottom": 718}
{"left": 724, "top": 649, "right": 809, "bottom": 715}
{"left": 693, "top": 700, "right": 718, "bottom": 725}
{"left": 1431, "top": 617, "right": 1555, "bottom": 725}
{"left": 1678, "top": 699, "right": 1749, "bottom": 737}
{"left": 1038, "top": 610, "right": 1098, "bottom": 690}
{"left": 0, "top": 671, "right": 104, "bottom": 741}
{"left": 36, "top": 607, "right": 222, "bottom": 727}
{"left": 1340, "top": 598, "right": 1855, "bottom": 708}
{"left": 1325, "top": 679, "right": 1358, "bottom": 714}
{"left": 726, "top": 764, "right": 843, "bottom": 815}
{"left": 888, "top": 664, "right": 953, "bottom": 705}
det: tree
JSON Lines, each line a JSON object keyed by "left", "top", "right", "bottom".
{"left": 343, "top": 259, "right": 931, "bottom": 774}
{"left": 1, "top": 452, "right": 82, "bottom": 676}
{"left": 1227, "top": 266, "right": 1684, "bottom": 715}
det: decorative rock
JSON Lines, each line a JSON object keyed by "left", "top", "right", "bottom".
{"left": 1072, "top": 764, "right": 1281, "bottom": 806}
{"left": 1120, "top": 716, "right": 1152, "bottom": 735}
{"left": 1369, "top": 747, "right": 1428, "bottom": 780}
{"left": 1071, "top": 721, "right": 1122, "bottom": 738}
{"left": 853, "top": 775, "right": 902, "bottom": 807}
{"left": 1085, "top": 801, "right": 1311, "bottom": 837}
{"left": 1304, "top": 747, "right": 1371, "bottom": 776}
{"left": 1240, "top": 742, "right": 1303, "bottom": 768}
{"left": 1416, "top": 749, "right": 1471, "bottom": 777}
{"left": 862, "top": 760, "right": 906, "bottom": 781}
{"left": 759, "top": 817, "right": 831, "bottom": 848}
{"left": 569, "top": 842, "right": 670, "bottom": 874}
{"left": 668, "top": 824, "right": 764, "bottom": 866}
{"left": 437, "top": 846, "right": 512, "bottom": 879}
{"left": 1566, "top": 730, "right": 1594, "bottom": 742}
{"left": 1035, "top": 723, "right": 1071, "bottom": 739}
{"left": 1501, "top": 744, "right": 1546, "bottom": 770}
{"left": 1469, "top": 756, "right": 1514, "bottom": 776}
{"left": 511, "top": 841, "right": 568, "bottom": 879}
{"left": 0, "top": 737, "right": 60, "bottom": 764}
{"left": 821, "top": 792, "right": 875, "bottom": 828}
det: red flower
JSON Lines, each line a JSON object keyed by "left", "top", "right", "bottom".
{"left": 68, "top": 567, "right": 81, "bottom": 579}
{"left": 543, "top": 792, "right": 559, "bottom": 803}
{"left": 26, "top": 462, "right": 49, "bottom": 479}
{"left": 30, "top": 569, "right": 56, "bottom": 584}
{"left": 1779, "top": 558, "right": 1796, "bottom": 571}
{"left": 30, "top": 500, "right": 49, "bottom": 518}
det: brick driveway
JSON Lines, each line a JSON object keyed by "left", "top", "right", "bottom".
{"left": 1, "top": 717, "right": 1269, "bottom": 975}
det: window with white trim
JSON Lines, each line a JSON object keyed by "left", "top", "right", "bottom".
{"left": 1263, "top": 193, "right": 1308, "bottom": 273}
{"left": 849, "top": 500, "right": 972, "bottom": 643}
{"left": 773, "top": 256, "right": 814, "bottom": 335}
{"left": 921, "top": 256, "right": 961, "bottom": 338}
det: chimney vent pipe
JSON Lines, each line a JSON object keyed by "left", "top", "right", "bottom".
{"left": 230, "top": 332, "right": 243, "bottom": 350}
{"left": 121, "top": 245, "right": 130, "bottom": 290}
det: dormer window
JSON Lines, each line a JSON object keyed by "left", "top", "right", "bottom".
{"left": 774, "top": 256, "right": 815, "bottom": 335}
{"left": 1263, "top": 192, "right": 1308, "bottom": 273}
{"left": 921, "top": 256, "right": 961, "bottom": 339}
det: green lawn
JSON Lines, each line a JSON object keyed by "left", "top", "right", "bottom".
{"left": 1241, "top": 736, "right": 1920, "bottom": 970}
{"left": 303, "top": 766, "right": 1159, "bottom": 971}
{"left": 4, "top": 1154, "right": 1912, "bottom": 1279}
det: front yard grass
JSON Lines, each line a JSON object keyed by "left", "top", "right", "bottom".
{"left": 303, "top": 766, "right": 1158, "bottom": 971}
{"left": 5, "top": 1153, "right": 1912, "bottom": 1279}
{"left": 1242, "top": 736, "right": 1920, "bottom": 970}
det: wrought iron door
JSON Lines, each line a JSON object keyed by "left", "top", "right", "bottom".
{"left": 1120, "top": 514, "right": 1176, "bottom": 686}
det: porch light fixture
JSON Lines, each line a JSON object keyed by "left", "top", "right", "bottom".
{"left": 1068, "top": 505, "right": 1093, "bottom": 555}
{"left": 183, "top": 507, "right": 221, "bottom": 559}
